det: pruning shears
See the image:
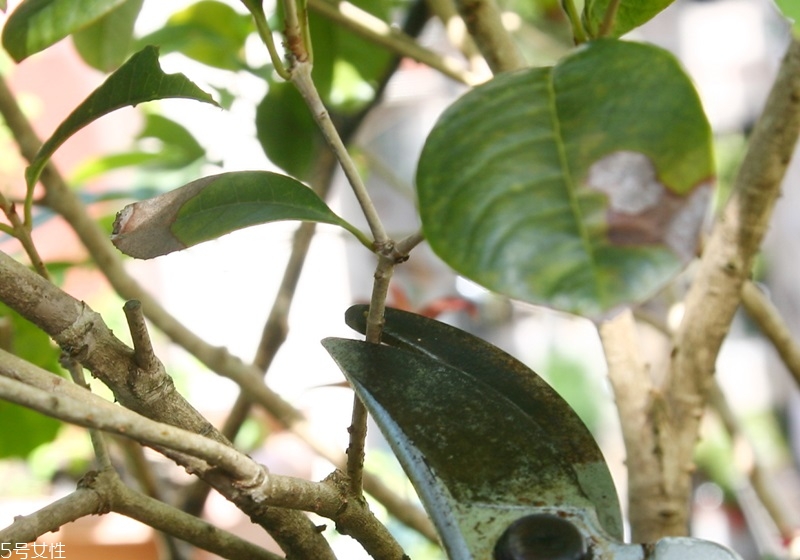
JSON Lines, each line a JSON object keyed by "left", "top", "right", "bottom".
{"left": 323, "top": 305, "right": 743, "bottom": 560}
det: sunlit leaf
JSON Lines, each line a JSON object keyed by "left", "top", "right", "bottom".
{"left": 72, "top": 0, "right": 144, "bottom": 72}
{"left": 416, "top": 39, "right": 713, "bottom": 318}
{"left": 0, "top": 303, "right": 63, "bottom": 458}
{"left": 111, "top": 170, "right": 367, "bottom": 258}
{"left": 325, "top": 305, "right": 623, "bottom": 557}
{"left": 582, "top": 0, "right": 674, "bottom": 38}
{"left": 2, "top": 0, "right": 126, "bottom": 61}
{"left": 135, "top": 0, "right": 253, "bottom": 70}
{"left": 26, "top": 46, "right": 218, "bottom": 190}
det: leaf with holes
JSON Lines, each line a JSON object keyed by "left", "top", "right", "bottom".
{"left": 582, "top": 0, "right": 675, "bottom": 38}
{"left": 416, "top": 39, "right": 713, "bottom": 318}
{"left": 25, "top": 46, "right": 218, "bottom": 190}
{"left": 111, "top": 171, "right": 368, "bottom": 258}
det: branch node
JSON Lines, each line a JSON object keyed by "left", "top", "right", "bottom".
{"left": 53, "top": 303, "right": 98, "bottom": 360}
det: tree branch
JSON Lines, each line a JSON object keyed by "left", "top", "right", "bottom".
{"left": 0, "top": 467, "right": 284, "bottom": 560}
{"left": 452, "top": 0, "right": 525, "bottom": 73}
{"left": 0, "top": 248, "right": 334, "bottom": 557}
{"left": 0, "top": 486, "right": 106, "bottom": 546}
{"left": 307, "top": 0, "right": 478, "bottom": 84}
{"left": 632, "top": 36, "right": 800, "bottom": 542}
{"left": 741, "top": 280, "right": 800, "bottom": 388}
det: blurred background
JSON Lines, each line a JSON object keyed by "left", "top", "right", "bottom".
{"left": 1, "top": 0, "right": 799, "bottom": 558}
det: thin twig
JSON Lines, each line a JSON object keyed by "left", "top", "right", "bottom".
{"left": 308, "top": 0, "right": 478, "bottom": 84}
{"left": 561, "top": 0, "right": 588, "bottom": 43}
{"left": 598, "top": 0, "right": 621, "bottom": 38}
{"left": 123, "top": 300, "right": 160, "bottom": 372}
{"left": 0, "top": 190, "right": 48, "bottom": 278}
{"left": 394, "top": 230, "right": 425, "bottom": 256}
{"left": 0, "top": 372, "right": 265, "bottom": 483}
{"left": 103, "top": 470, "right": 284, "bottom": 560}
{"left": 454, "top": 0, "right": 526, "bottom": 72}
{"left": 62, "top": 356, "right": 114, "bottom": 469}
{"left": 741, "top": 280, "right": 800, "bottom": 389}
{"left": 709, "top": 381, "right": 799, "bottom": 548}
{"left": 0, "top": 467, "right": 283, "bottom": 560}
{"left": 0, "top": 486, "right": 107, "bottom": 546}
{"left": 424, "top": 0, "right": 483, "bottom": 70}
{"left": 242, "top": 0, "right": 290, "bottom": 79}
{"left": 291, "top": 63, "right": 389, "bottom": 245}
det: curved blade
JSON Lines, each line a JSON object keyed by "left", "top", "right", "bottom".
{"left": 323, "top": 305, "right": 623, "bottom": 556}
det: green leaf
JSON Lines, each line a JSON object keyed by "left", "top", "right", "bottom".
{"left": 582, "top": 0, "right": 674, "bottom": 38}
{"left": 0, "top": 303, "right": 63, "bottom": 458}
{"left": 256, "top": 82, "right": 325, "bottom": 180}
{"left": 2, "top": 0, "right": 127, "bottom": 61}
{"left": 136, "top": 113, "right": 206, "bottom": 168}
{"left": 111, "top": 170, "right": 368, "bottom": 259}
{"left": 26, "top": 45, "right": 219, "bottom": 191}
{"left": 72, "top": 113, "right": 207, "bottom": 182}
{"left": 72, "top": 0, "right": 144, "bottom": 72}
{"left": 135, "top": 0, "right": 253, "bottom": 70}
{"left": 774, "top": 0, "right": 800, "bottom": 35}
{"left": 325, "top": 305, "right": 623, "bottom": 558}
{"left": 416, "top": 39, "right": 713, "bottom": 318}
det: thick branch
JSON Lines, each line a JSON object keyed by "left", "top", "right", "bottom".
{"left": 0, "top": 468, "right": 283, "bottom": 560}
{"left": 453, "top": 0, "right": 525, "bottom": 73}
{"left": 0, "top": 250, "right": 332, "bottom": 558}
{"left": 646, "top": 37, "right": 800, "bottom": 542}
{"left": 0, "top": 487, "right": 105, "bottom": 546}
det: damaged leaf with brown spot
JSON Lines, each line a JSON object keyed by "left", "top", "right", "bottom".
{"left": 111, "top": 170, "right": 368, "bottom": 259}
{"left": 416, "top": 39, "right": 714, "bottom": 317}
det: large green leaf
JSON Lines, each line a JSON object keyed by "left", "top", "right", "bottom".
{"left": 582, "top": 0, "right": 674, "bottom": 38}
{"left": 324, "top": 305, "right": 623, "bottom": 557}
{"left": 0, "top": 304, "right": 63, "bottom": 458}
{"left": 2, "top": 0, "right": 126, "bottom": 61}
{"left": 256, "top": 82, "right": 326, "bottom": 180}
{"left": 25, "top": 46, "right": 218, "bottom": 191}
{"left": 72, "top": 0, "right": 144, "bottom": 72}
{"left": 111, "top": 170, "right": 368, "bottom": 258}
{"left": 416, "top": 39, "right": 713, "bottom": 318}
{"left": 135, "top": 1, "right": 254, "bottom": 71}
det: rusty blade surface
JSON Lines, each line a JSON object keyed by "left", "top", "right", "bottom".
{"left": 322, "top": 305, "right": 623, "bottom": 557}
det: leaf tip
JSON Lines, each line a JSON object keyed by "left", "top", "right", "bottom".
{"left": 111, "top": 201, "right": 185, "bottom": 259}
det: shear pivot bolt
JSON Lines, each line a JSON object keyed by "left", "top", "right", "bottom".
{"left": 494, "top": 514, "right": 588, "bottom": 560}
